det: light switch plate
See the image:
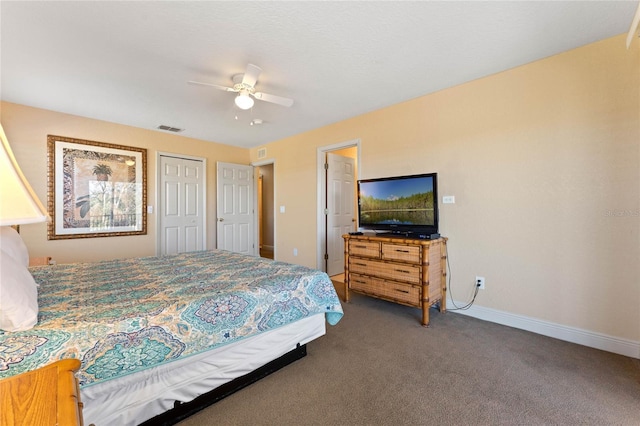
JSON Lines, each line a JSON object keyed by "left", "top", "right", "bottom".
{"left": 442, "top": 196, "right": 455, "bottom": 204}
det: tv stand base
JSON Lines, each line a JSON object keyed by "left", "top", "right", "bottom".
{"left": 343, "top": 234, "right": 447, "bottom": 326}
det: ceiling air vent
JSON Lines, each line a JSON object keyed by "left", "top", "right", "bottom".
{"left": 257, "top": 148, "right": 267, "bottom": 159}
{"left": 157, "top": 125, "right": 184, "bottom": 133}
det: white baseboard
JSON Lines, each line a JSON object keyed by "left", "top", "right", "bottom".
{"left": 448, "top": 299, "right": 640, "bottom": 359}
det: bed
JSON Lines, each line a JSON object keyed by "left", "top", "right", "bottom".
{"left": 0, "top": 246, "right": 343, "bottom": 425}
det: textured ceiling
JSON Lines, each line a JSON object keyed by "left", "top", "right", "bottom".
{"left": 1, "top": 1, "right": 637, "bottom": 148}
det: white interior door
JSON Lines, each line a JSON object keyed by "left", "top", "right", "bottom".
{"left": 159, "top": 155, "right": 205, "bottom": 255}
{"left": 216, "top": 162, "right": 255, "bottom": 255}
{"left": 326, "top": 152, "right": 356, "bottom": 276}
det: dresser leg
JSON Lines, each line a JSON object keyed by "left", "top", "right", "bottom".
{"left": 421, "top": 303, "right": 429, "bottom": 327}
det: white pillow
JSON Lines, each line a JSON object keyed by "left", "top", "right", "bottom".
{"left": 0, "top": 254, "right": 38, "bottom": 331}
{"left": 0, "top": 226, "right": 29, "bottom": 267}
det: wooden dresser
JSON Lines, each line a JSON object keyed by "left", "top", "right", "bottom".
{"left": 343, "top": 234, "right": 447, "bottom": 326}
{"left": 0, "top": 359, "right": 84, "bottom": 426}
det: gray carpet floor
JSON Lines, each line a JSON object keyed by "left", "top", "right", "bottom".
{"left": 178, "top": 291, "right": 640, "bottom": 426}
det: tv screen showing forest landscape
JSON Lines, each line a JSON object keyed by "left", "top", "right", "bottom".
{"left": 357, "top": 173, "right": 438, "bottom": 234}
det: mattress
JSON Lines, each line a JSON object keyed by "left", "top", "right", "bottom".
{"left": 82, "top": 313, "right": 326, "bottom": 426}
{"left": 0, "top": 250, "right": 343, "bottom": 424}
{"left": 1, "top": 250, "right": 342, "bottom": 383}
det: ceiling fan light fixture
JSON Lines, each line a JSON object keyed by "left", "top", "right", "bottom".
{"left": 234, "top": 91, "right": 254, "bottom": 110}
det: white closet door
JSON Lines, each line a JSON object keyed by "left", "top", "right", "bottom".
{"left": 159, "top": 155, "right": 205, "bottom": 255}
{"left": 216, "top": 162, "right": 255, "bottom": 255}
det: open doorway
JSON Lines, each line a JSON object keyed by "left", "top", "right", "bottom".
{"left": 255, "top": 162, "right": 275, "bottom": 259}
{"left": 316, "top": 139, "right": 360, "bottom": 280}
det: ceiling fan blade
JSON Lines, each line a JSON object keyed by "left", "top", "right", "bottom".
{"left": 187, "top": 80, "right": 236, "bottom": 92}
{"left": 253, "top": 91, "right": 294, "bottom": 107}
{"left": 242, "top": 64, "right": 261, "bottom": 87}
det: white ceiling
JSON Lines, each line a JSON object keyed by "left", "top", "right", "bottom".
{"left": 1, "top": 1, "right": 637, "bottom": 149}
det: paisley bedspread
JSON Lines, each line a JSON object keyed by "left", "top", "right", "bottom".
{"left": 0, "top": 250, "right": 343, "bottom": 387}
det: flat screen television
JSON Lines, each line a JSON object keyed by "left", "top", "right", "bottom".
{"left": 357, "top": 173, "right": 438, "bottom": 238}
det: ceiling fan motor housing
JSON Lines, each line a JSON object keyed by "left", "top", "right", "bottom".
{"left": 232, "top": 74, "right": 255, "bottom": 94}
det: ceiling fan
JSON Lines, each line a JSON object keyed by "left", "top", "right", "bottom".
{"left": 188, "top": 64, "right": 294, "bottom": 110}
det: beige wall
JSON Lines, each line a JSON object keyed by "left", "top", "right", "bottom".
{"left": 1, "top": 102, "right": 249, "bottom": 263}
{"left": 250, "top": 35, "right": 639, "bottom": 343}
{"left": 1, "top": 34, "right": 637, "bottom": 347}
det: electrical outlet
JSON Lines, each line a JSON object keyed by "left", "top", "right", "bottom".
{"left": 476, "top": 276, "right": 485, "bottom": 289}
{"left": 293, "top": 248, "right": 298, "bottom": 256}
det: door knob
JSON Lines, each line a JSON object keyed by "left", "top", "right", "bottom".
{"left": 218, "top": 218, "right": 224, "bottom": 222}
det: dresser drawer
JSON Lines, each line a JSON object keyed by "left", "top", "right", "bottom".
{"left": 348, "top": 240, "right": 380, "bottom": 259}
{"left": 381, "top": 243, "right": 421, "bottom": 263}
{"left": 349, "top": 258, "right": 421, "bottom": 285}
{"left": 350, "top": 274, "right": 420, "bottom": 306}
{"left": 343, "top": 234, "right": 447, "bottom": 326}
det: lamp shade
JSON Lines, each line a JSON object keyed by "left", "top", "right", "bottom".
{"left": 0, "top": 124, "right": 49, "bottom": 226}
{"left": 627, "top": 1, "right": 640, "bottom": 48}
{"left": 234, "top": 91, "right": 254, "bottom": 110}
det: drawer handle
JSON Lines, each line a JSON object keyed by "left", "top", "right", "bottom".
{"left": 354, "top": 245, "right": 368, "bottom": 249}
{"left": 395, "top": 249, "right": 410, "bottom": 253}
{"left": 353, "top": 279, "right": 367, "bottom": 284}
{"left": 353, "top": 262, "right": 367, "bottom": 267}
{"left": 395, "top": 289, "right": 410, "bottom": 294}
{"left": 395, "top": 269, "right": 411, "bottom": 274}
